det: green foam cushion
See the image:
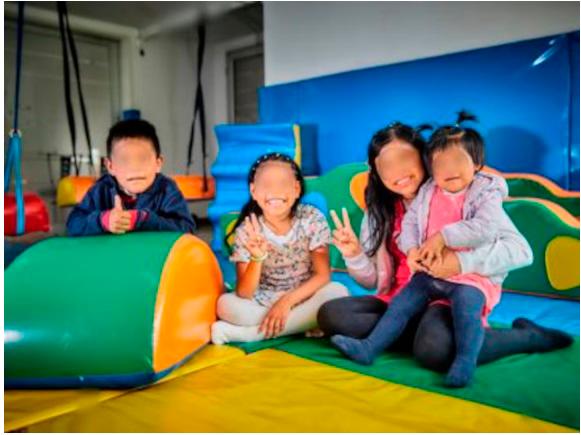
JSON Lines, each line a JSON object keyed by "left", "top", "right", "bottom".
{"left": 507, "top": 178, "right": 580, "bottom": 217}
{"left": 5, "top": 232, "right": 181, "bottom": 379}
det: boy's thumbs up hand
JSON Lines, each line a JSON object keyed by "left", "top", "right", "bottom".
{"left": 108, "top": 195, "right": 132, "bottom": 234}
{"left": 113, "top": 194, "right": 123, "bottom": 210}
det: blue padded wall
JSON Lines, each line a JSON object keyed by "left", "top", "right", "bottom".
{"left": 260, "top": 32, "right": 580, "bottom": 190}
{"left": 208, "top": 124, "right": 299, "bottom": 252}
{"left": 568, "top": 32, "right": 580, "bottom": 190}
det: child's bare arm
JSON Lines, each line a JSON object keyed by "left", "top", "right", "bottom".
{"left": 235, "top": 261, "right": 263, "bottom": 299}
{"left": 233, "top": 214, "right": 268, "bottom": 299}
{"left": 259, "top": 247, "right": 331, "bottom": 338}
{"left": 283, "top": 247, "right": 331, "bottom": 307}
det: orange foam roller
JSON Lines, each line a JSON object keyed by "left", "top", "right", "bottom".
{"left": 56, "top": 176, "right": 96, "bottom": 207}
{"left": 172, "top": 175, "right": 216, "bottom": 201}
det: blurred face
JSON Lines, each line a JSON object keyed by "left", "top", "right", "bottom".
{"left": 431, "top": 145, "right": 476, "bottom": 193}
{"left": 375, "top": 139, "right": 425, "bottom": 200}
{"left": 106, "top": 138, "right": 163, "bottom": 195}
{"left": 250, "top": 161, "right": 301, "bottom": 220}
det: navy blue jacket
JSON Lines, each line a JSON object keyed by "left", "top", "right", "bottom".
{"left": 66, "top": 174, "right": 196, "bottom": 236}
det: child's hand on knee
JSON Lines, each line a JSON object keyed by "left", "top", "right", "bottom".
{"left": 259, "top": 296, "right": 292, "bottom": 338}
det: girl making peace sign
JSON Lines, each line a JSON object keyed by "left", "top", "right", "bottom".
{"left": 211, "top": 153, "right": 348, "bottom": 344}
{"left": 319, "top": 121, "right": 572, "bottom": 382}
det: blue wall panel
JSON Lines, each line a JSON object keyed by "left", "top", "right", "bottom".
{"left": 208, "top": 124, "right": 300, "bottom": 252}
{"left": 568, "top": 32, "right": 580, "bottom": 190}
{"left": 260, "top": 32, "right": 579, "bottom": 190}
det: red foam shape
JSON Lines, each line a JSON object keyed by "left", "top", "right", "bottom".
{"left": 4, "top": 192, "right": 51, "bottom": 236}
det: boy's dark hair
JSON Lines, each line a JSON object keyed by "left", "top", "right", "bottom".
{"left": 425, "top": 110, "right": 484, "bottom": 173}
{"left": 106, "top": 119, "right": 161, "bottom": 157}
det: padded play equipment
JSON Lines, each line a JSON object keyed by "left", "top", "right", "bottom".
{"left": 502, "top": 198, "right": 579, "bottom": 298}
{"left": 5, "top": 232, "right": 222, "bottom": 388}
{"left": 260, "top": 32, "right": 580, "bottom": 190}
{"left": 5, "top": 333, "right": 579, "bottom": 432}
{"left": 483, "top": 166, "right": 580, "bottom": 217}
{"left": 172, "top": 174, "right": 216, "bottom": 201}
{"left": 4, "top": 344, "right": 244, "bottom": 433}
{"left": 208, "top": 123, "right": 302, "bottom": 252}
{"left": 56, "top": 175, "right": 97, "bottom": 207}
{"left": 5, "top": 31, "right": 580, "bottom": 433}
{"left": 56, "top": 174, "right": 216, "bottom": 207}
{"left": 219, "top": 162, "right": 580, "bottom": 300}
{"left": 5, "top": 162, "right": 580, "bottom": 431}
{"left": 4, "top": 192, "right": 50, "bottom": 236}
{"left": 4, "top": 4, "right": 50, "bottom": 237}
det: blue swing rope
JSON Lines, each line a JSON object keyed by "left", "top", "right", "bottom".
{"left": 5, "top": 2, "right": 26, "bottom": 235}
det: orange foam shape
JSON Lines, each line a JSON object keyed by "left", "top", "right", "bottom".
{"left": 350, "top": 171, "right": 369, "bottom": 210}
{"left": 172, "top": 175, "right": 216, "bottom": 201}
{"left": 152, "top": 234, "right": 223, "bottom": 372}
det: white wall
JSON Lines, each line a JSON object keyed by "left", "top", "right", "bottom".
{"left": 133, "top": 33, "right": 195, "bottom": 177}
{"left": 264, "top": 1, "right": 580, "bottom": 85}
{"left": 137, "top": 29, "right": 261, "bottom": 218}
{"left": 136, "top": 17, "right": 261, "bottom": 218}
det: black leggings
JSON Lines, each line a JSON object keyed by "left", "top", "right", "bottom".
{"left": 317, "top": 295, "right": 557, "bottom": 372}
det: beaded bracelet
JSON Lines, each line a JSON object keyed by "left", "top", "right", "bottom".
{"left": 250, "top": 252, "right": 268, "bottom": 262}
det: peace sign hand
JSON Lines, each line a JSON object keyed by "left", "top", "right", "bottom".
{"left": 330, "top": 208, "right": 363, "bottom": 259}
{"left": 242, "top": 213, "right": 268, "bottom": 259}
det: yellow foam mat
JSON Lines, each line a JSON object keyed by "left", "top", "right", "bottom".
{"left": 25, "top": 349, "right": 571, "bottom": 432}
{"left": 4, "top": 345, "right": 243, "bottom": 432}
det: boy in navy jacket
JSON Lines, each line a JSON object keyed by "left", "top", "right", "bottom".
{"left": 67, "top": 120, "right": 196, "bottom": 236}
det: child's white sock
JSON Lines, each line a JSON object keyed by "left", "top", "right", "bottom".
{"left": 211, "top": 321, "right": 264, "bottom": 344}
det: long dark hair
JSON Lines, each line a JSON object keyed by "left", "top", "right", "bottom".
{"left": 425, "top": 110, "right": 484, "bottom": 174}
{"left": 365, "top": 122, "right": 429, "bottom": 257}
{"left": 225, "top": 152, "right": 305, "bottom": 250}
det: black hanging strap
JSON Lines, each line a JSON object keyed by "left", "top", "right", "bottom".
{"left": 12, "top": 2, "right": 25, "bottom": 131}
{"left": 64, "top": 5, "right": 93, "bottom": 172}
{"left": 57, "top": 1, "right": 94, "bottom": 175}
{"left": 57, "top": 1, "right": 78, "bottom": 175}
{"left": 4, "top": 1, "right": 26, "bottom": 234}
{"left": 186, "top": 24, "right": 208, "bottom": 191}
